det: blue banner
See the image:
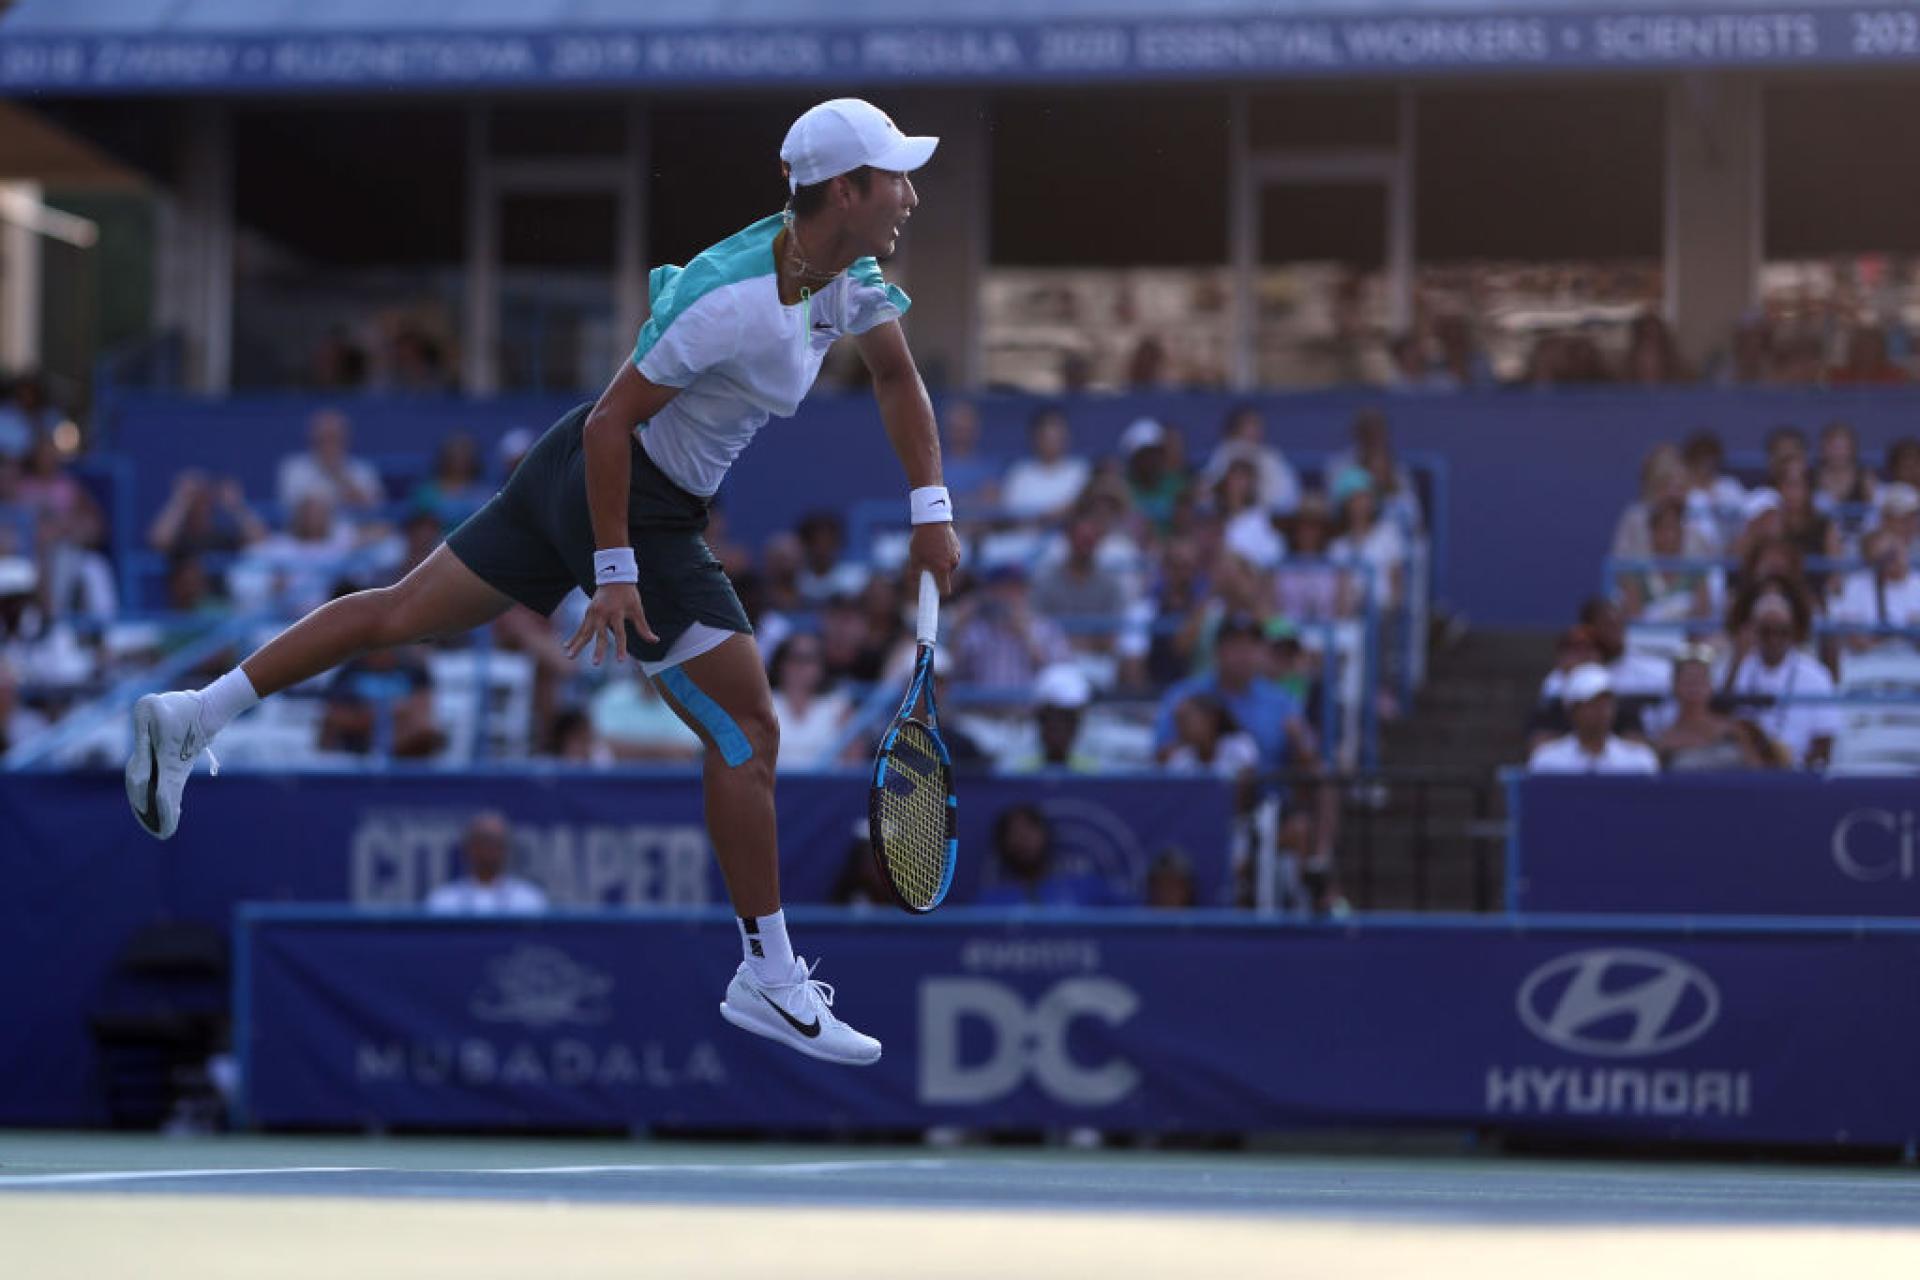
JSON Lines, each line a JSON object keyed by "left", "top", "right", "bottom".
{"left": 0, "top": 769, "right": 1228, "bottom": 1124}
{"left": 238, "top": 908, "right": 1920, "bottom": 1147}
{"left": 7, "top": 10, "right": 1920, "bottom": 94}
{"left": 1511, "top": 774, "right": 1920, "bottom": 916}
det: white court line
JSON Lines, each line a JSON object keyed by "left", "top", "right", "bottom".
{"left": 0, "top": 1167, "right": 376, "bottom": 1188}
{"left": 0, "top": 1159, "right": 951, "bottom": 1189}
{"left": 477, "top": 1160, "right": 952, "bottom": 1176}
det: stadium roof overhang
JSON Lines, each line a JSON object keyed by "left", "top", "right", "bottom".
{"left": 1, "top": 0, "right": 1918, "bottom": 96}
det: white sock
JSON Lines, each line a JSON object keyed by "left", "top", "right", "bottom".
{"left": 195, "top": 668, "right": 260, "bottom": 738}
{"left": 738, "top": 909, "right": 795, "bottom": 982}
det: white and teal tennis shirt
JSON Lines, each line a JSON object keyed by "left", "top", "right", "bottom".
{"left": 633, "top": 213, "right": 911, "bottom": 498}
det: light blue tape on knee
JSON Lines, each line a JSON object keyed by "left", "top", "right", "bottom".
{"left": 658, "top": 667, "right": 754, "bottom": 767}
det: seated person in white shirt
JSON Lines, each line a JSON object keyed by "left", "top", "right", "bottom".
{"left": 1527, "top": 664, "right": 1660, "bottom": 775}
{"left": 1829, "top": 528, "right": 1920, "bottom": 653}
{"left": 425, "top": 810, "right": 548, "bottom": 915}
{"left": 277, "top": 408, "right": 384, "bottom": 514}
{"left": 1001, "top": 405, "right": 1091, "bottom": 520}
{"left": 1722, "top": 590, "right": 1838, "bottom": 769}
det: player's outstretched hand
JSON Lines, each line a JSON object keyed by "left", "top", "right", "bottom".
{"left": 909, "top": 522, "right": 963, "bottom": 595}
{"left": 565, "top": 582, "right": 658, "bottom": 665}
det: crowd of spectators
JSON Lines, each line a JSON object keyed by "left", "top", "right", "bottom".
{"left": 4, "top": 381, "right": 1432, "bottom": 911}
{"left": 1527, "top": 419, "right": 1920, "bottom": 774}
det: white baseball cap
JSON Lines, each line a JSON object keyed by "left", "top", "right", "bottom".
{"left": 1034, "top": 663, "right": 1093, "bottom": 711}
{"left": 1561, "top": 663, "right": 1614, "bottom": 706}
{"left": 1118, "top": 417, "right": 1167, "bottom": 456}
{"left": 780, "top": 99, "right": 938, "bottom": 192}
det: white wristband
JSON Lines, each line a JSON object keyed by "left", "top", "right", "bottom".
{"left": 593, "top": 547, "right": 638, "bottom": 585}
{"left": 909, "top": 485, "right": 953, "bottom": 525}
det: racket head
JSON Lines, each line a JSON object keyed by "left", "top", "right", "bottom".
{"left": 868, "top": 713, "right": 958, "bottom": 914}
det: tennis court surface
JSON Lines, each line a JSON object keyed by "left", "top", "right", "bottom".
{"left": 3, "top": 1133, "right": 1917, "bottom": 1278}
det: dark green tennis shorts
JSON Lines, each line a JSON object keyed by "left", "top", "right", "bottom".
{"left": 446, "top": 403, "right": 751, "bottom": 665}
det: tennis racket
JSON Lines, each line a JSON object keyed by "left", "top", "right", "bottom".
{"left": 868, "top": 570, "right": 958, "bottom": 914}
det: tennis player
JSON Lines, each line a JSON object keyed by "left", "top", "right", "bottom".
{"left": 126, "top": 98, "right": 963, "bottom": 1067}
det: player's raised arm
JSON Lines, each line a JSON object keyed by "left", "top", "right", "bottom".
{"left": 857, "top": 318, "right": 961, "bottom": 594}
{"left": 567, "top": 362, "right": 683, "bottom": 662}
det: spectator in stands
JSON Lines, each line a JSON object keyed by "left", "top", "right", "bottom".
{"left": 699, "top": 502, "right": 753, "bottom": 579}
{"left": 495, "top": 427, "right": 536, "bottom": 480}
{"left": 548, "top": 705, "right": 613, "bottom": 766}
{"left": 1144, "top": 847, "right": 1197, "bottom": 909}
{"left": 1884, "top": 437, "right": 1920, "bottom": 493}
{"left": 952, "top": 563, "right": 1071, "bottom": 688}
{"left": 1613, "top": 444, "right": 1713, "bottom": 561}
{"left": 1144, "top": 535, "right": 1213, "bottom": 685}
{"left": 230, "top": 493, "right": 367, "bottom": 617}
{"left": 1622, "top": 311, "right": 1687, "bottom": 384}
{"left": 768, "top": 633, "right": 852, "bottom": 769}
{"left": 859, "top": 573, "right": 907, "bottom": 667}
{"left": 1618, "top": 498, "right": 1713, "bottom": 624}
{"left": 1526, "top": 665, "right": 1659, "bottom": 775}
{"left": 974, "top": 802, "right": 1117, "bottom": 907}
{"left": 309, "top": 325, "right": 368, "bottom": 389}
{"left": 1001, "top": 404, "right": 1090, "bottom": 520}
{"left": 1032, "top": 507, "right": 1132, "bottom": 653}
{"left": 1814, "top": 421, "right": 1877, "bottom": 513}
{"left": 1681, "top": 429, "right": 1746, "bottom": 546}
{"left": 1765, "top": 426, "right": 1809, "bottom": 490}
{"left": 1327, "top": 466, "right": 1406, "bottom": 611}
{"left": 819, "top": 591, "right": 887, "bottom": 683}
{"left": 1331, "top": 408, "right": 1422, "bottom": 533}
{"left": 1644, "top": 646, "right": 1772, "bottom": 771}
{"left": 1272, "top": 492, "right": 1352, "bottom": 624}
{"left": 1777, "top": 464, "right": 1841, "bottom": 568}
{"left": 1201, "top": 403, "right": 1300, "bottom": 516}
{"left": 0, "top": 655, "right": 48, "bottom": 756}
{"left": 830, "top": 817, "right": 893, "bottom": 908}
{"left": 1876, "top": 483, "right": 1920, "bottom": 548}
{"left": 589, "top": 671, "right": 702, "bottom": 763}
{"left": 1579, "top": 595, "right": 1672, "bottom": 698}
{"left": 1006, "top": 663, "right": 1098, "bottom": 773}
{"left": 425, "top": 811, "right": 547, "bottom": 915}
{"left": 1729, "top": 488, "right": 1789, "bottom": 567}
{"left": 1829, "top": 527, "right": 1920, "bottom": 651}
{"left": 318, "top": 642, "right": 444, "bottom": 759}
{"left": 1829, "top": 324, "right": 1909, "bottom": 386}
{"left": 18, "top": 432, "right": 116, "bottom": 621}
{"left": 1162, "top": 692, "right": 1260, "bottom": 785}
{"left": 1120, "top": 418, "right": 1185, "bottom": 534}
{"left": 277, "top": 409, "right": 383, "bottom": 514}
{"left": 794, "top": 511, "right": 867, "bottom": 605}
{"left": 1153, "top": 614, "right": 1317, "bottom": 774}
{"left": 412, "top": 432, "right": 489, "bottom": 528}
{"left": 758, "top": 531, "right": 804, "bottom": 617}
{"left": 149, "top": 470, "right": 269, "bottom": 562}
{"left": 1730, "top": 536, "right": 1812, "bottom": 612}
{"left": 163, "top": 552, "right": 226, "bottom": 618}
{"left": 939, "top": 399, "right": 1001, "bottom": 510}
{"left": 1722, "top": 590, "right": 1838, "bottom": 768}
{"left": 0, "top": 377, "right": 35, "bottom": 462}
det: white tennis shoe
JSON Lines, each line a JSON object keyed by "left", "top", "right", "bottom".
{"left": 125, "top": 691, "right": 219, "bottom": 841}
{"left": 718, "top": 956, "right": 882, "bottom": 1066}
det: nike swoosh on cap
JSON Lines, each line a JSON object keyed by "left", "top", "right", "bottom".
{"left": 757, "top": 991, "right": 821, "bottom": 1038}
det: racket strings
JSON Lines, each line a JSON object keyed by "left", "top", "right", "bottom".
{"left": 876, "top": 721, "right": 950, "bottom": 909}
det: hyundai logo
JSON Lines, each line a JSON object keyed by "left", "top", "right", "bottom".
{"left": 1517, "top": 948, "right": 1719, "bottom": 1059}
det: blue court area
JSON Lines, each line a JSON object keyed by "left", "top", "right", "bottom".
{"left": 2, "top": 1134, "right": 1918, "bottom": 1279}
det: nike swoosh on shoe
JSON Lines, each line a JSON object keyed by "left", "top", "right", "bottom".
{"left": 757, "top": 991, "right": 821, "bottom": 1038}
{"left": 139, "top": 741, "right": 163, "bottom": 834}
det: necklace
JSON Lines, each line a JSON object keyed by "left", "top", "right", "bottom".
{"left": 778, "top": 212, "right": 842, "bottom": 285}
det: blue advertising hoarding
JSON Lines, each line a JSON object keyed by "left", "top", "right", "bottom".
{"left": 0, "top": 769, "right": 1228, "bottom": 1125}
{"left": 238, "top": 908, "right": 1920, "bottom": 1147}
{"left": 7, "top": 9, "right": 1920, "bottom": 94}
{"left": 1510, "top": 774, "right": 1920, "bottom": 916}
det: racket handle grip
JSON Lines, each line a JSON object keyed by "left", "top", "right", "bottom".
{"left": 916, "top": 570, "right": 940, "bottom": 646}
